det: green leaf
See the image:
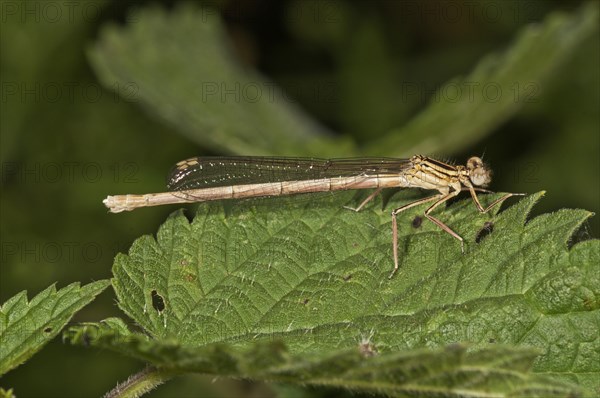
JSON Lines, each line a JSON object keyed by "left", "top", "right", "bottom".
{"left": 0, "top": 388, "right": 16, "bottom": 398}
{"left": 87, "top": 2, "right": 598, "bottom": 158}
{"left": 65, "top": 318, "right": 580, "bottom": 397}
{"left": 102, "top": 191, "right": 597, "bottom": 394}
{"left": 0, "top": 280, "right": 109, "bottom": 376}
{"left": 366, "top": 1, "right": 599, "bottom": 156}
{"left": 88, "top": 3, "right": 346, "bottom": 157}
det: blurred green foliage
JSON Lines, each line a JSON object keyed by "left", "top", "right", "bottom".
{"left": 1, "top": 0, "right": 598, "bottom": 397}
{"left": 66, "top": 318, "right": 583, "bottom": 398}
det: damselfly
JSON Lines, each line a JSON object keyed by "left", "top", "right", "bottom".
{"left": 103, "top": 156, "right": 521, "bottom": 277}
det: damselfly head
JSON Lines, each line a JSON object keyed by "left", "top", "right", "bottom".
{"left": 466, "top": 156, "right": 492, "bottom": 187}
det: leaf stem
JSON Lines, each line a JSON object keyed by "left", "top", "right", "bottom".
{"left": 104, "top": 366, "right": 182, "bottom": 398}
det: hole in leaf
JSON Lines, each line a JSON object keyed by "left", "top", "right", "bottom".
{"left": 411, "top": 216, "right": 423, "bottom": 228}
{"left": 475, "top": 221, "right": 494, "bottom": 243}
{"left": 301, "top": 298, "right": 309, "bottom": 305}
{"left": 151, "top": 290, "right": 165, "bottom": 313}
{"left": 43, "top": 327, "right": 53, "bottom": 333}
{"left": 343, "top": 274, "right": 352, "bottom": 281}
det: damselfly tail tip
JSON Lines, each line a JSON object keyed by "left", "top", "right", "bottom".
{"left": 103, "top": 196, "right": 126, "bottom": 213}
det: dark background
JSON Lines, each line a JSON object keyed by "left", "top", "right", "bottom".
{"left": 1, "top": 0, "right": 598, "bottom": 397}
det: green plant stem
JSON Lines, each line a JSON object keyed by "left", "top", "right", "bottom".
{"left": 104, "top": 366, "right": 181, "bottom": 398}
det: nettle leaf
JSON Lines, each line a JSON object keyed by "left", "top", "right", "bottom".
{"left": 366, "top": 2, "right": 599, "bottom": 156}
{"left": 0, "top": 281, "right": 109, "bottom": 375}
{"left": 88, "top": 2, "right": 598, "bottom": 159}
{"left": 96, "top": 191, "right": 597, "bottom": 394}
{"left": 89, "top": 4, "right": 343, "bottom": 157}
{"left": 65, "top": 318, "right": 577, "bottom": 397}
{"left": 0, "top": 387, "right": 16, "bottom": 398}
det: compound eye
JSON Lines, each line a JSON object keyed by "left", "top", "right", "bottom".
{"left": 467, "top": 156, "right": 492, "bottom": 187}
{"left": 471, "top": 172, "right": 490, "bottom": 186}
{"left": 467, "top": 156, "right": 483, "bottom": 170}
